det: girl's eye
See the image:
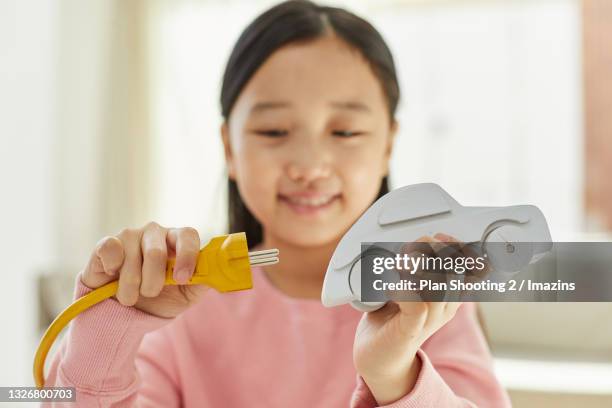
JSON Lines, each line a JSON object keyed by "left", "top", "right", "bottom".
{"left": 254, "top": 129, "right": 288, "bottom": 137}
{"left": 332, "top": 130, "right": 364, "bottom": 137}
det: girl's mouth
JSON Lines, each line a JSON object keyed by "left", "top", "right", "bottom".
{"left": 278, "top": 193, "right": 341, "bottom": 215}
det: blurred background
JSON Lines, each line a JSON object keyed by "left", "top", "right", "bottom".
{"left": 1, "top": 0, "right": 611, "bottom": 406}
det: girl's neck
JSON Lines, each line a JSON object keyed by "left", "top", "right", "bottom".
{"left": 260, "top": 233, "right": 340, "bottom": 299}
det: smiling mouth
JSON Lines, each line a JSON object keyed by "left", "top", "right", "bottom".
{"left": 278, "top": 193, "right": 341, "bottom": 214}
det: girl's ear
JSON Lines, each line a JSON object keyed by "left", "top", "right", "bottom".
{"left": 382, "top": 120, "right": 398, "bottom": 176}
{"left": 221, "top": 122, "right": 236, "bottom": 180}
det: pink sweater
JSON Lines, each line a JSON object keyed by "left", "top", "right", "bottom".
{"left": 44, "top": 266, "right": 511, "bottom": 407}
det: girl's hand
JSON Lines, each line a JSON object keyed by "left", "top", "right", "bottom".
{"left": 81, "top": 222, "right": 209, "bottom": 318}
{"left": 352, "top": 234, "right": 463, "bottom": 405}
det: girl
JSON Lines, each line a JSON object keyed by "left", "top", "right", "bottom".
{"left": 45, "top": 1, "right": 512, "bottom": 406}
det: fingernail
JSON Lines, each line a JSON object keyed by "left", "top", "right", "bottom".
{"left": 97, "top": 254, "right": 112, "bottom": 275}
{"left": 174, "top": 268, "right": 191, "bottom": 284}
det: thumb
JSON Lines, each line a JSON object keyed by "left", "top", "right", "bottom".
{"left": 82, "top": 236, "right": 125, "bottom": 289}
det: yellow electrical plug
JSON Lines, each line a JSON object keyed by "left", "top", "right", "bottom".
{"left": 33, "top": 232, "right": 278, "bottom": 388}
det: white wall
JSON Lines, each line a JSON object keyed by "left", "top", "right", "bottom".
{"left": 0, "top": 0, "right": 58, "bottom": 387}
{"left": 0, "top": 0, "right": 115, "bottom": 388}
{"left": 374, "top": 0, "right": 583, "bottom": 238}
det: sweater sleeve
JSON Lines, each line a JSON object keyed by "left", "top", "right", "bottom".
{"left": 350, "top": 303, "right": 512, "bottom": 408}
{"left": 42, "top": 273, "right": 179, "bottom": 407}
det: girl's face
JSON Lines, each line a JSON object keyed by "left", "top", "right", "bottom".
{"left": 222, "top": 34, "right": 396, "bottom": 248}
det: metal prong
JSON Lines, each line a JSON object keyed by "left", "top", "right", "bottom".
{"left": 249, "top": 254, "right": 278, "bottom": 262}
{"left": 248, "top": 249, "right": 279, "bottom": 258}
{"left": 250, "top": 257, "right": 279, "bottom": 266}
{"left": 248, "top": 248, "right": 279, "bottom": 267}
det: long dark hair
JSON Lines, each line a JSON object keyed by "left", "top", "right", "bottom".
{"left": 220, "top": 0, "right": 400, "bottom": 248}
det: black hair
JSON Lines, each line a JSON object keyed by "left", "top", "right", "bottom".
{"left": 220, "top": 0, "right": 400, "bottom": 248}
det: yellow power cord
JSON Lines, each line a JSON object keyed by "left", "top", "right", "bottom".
{"left": 33, "top": 232, "right": 279, "bottom": 388}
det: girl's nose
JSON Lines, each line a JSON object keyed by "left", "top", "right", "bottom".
{"left": 285, "top": 145, "right": 332, "bottom": 184}
{"left": 286, "top": 160, "right": 332, "bottom": 184}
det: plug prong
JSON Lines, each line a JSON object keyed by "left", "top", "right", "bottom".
{"left": 249, "top": 249, "right": 279, "bottom": 257}
{"left": 250, "top": 257, "right": 279, "bottom": 266}
{"left": 248, "top": 249, "right": 279, "bottom": 266}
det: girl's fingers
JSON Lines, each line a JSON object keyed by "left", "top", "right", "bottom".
{"left": 434, "top": 232, "right": 490, "bottom": 282}
{"left": 399, "top": 235, "right": 435, "bottom": 278}
{"left": 81, "top": 236, "right": 125, "bottom": 289}
{"left": 167, "top": 227, "right": 200, "bottom": 284}
{"left": 140, "top": 222, "right": 168, "bottom": 298}
{"left": 116, "top": 228, "right": 144, "bottom": 306}
{"left": 433, "top": 233, "right": 462, "bottom": 246}
{"left": 95, "top": 236, "right": 124, "bottom": 276}
{"left": 400, "top": 235, "right": 435, "bottom": 257}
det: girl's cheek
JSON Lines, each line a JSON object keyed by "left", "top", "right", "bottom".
{"left": 334, "top": 142, "right": 388, "bottom": 204}
{"left": 235, "top": 151, "right": 281, "bottom": 214}
{"left": 335, "top": 141, "right": 387, "bottom": 178}
{"left": 236, "top": 136, "right": 282, "bottom": 174}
